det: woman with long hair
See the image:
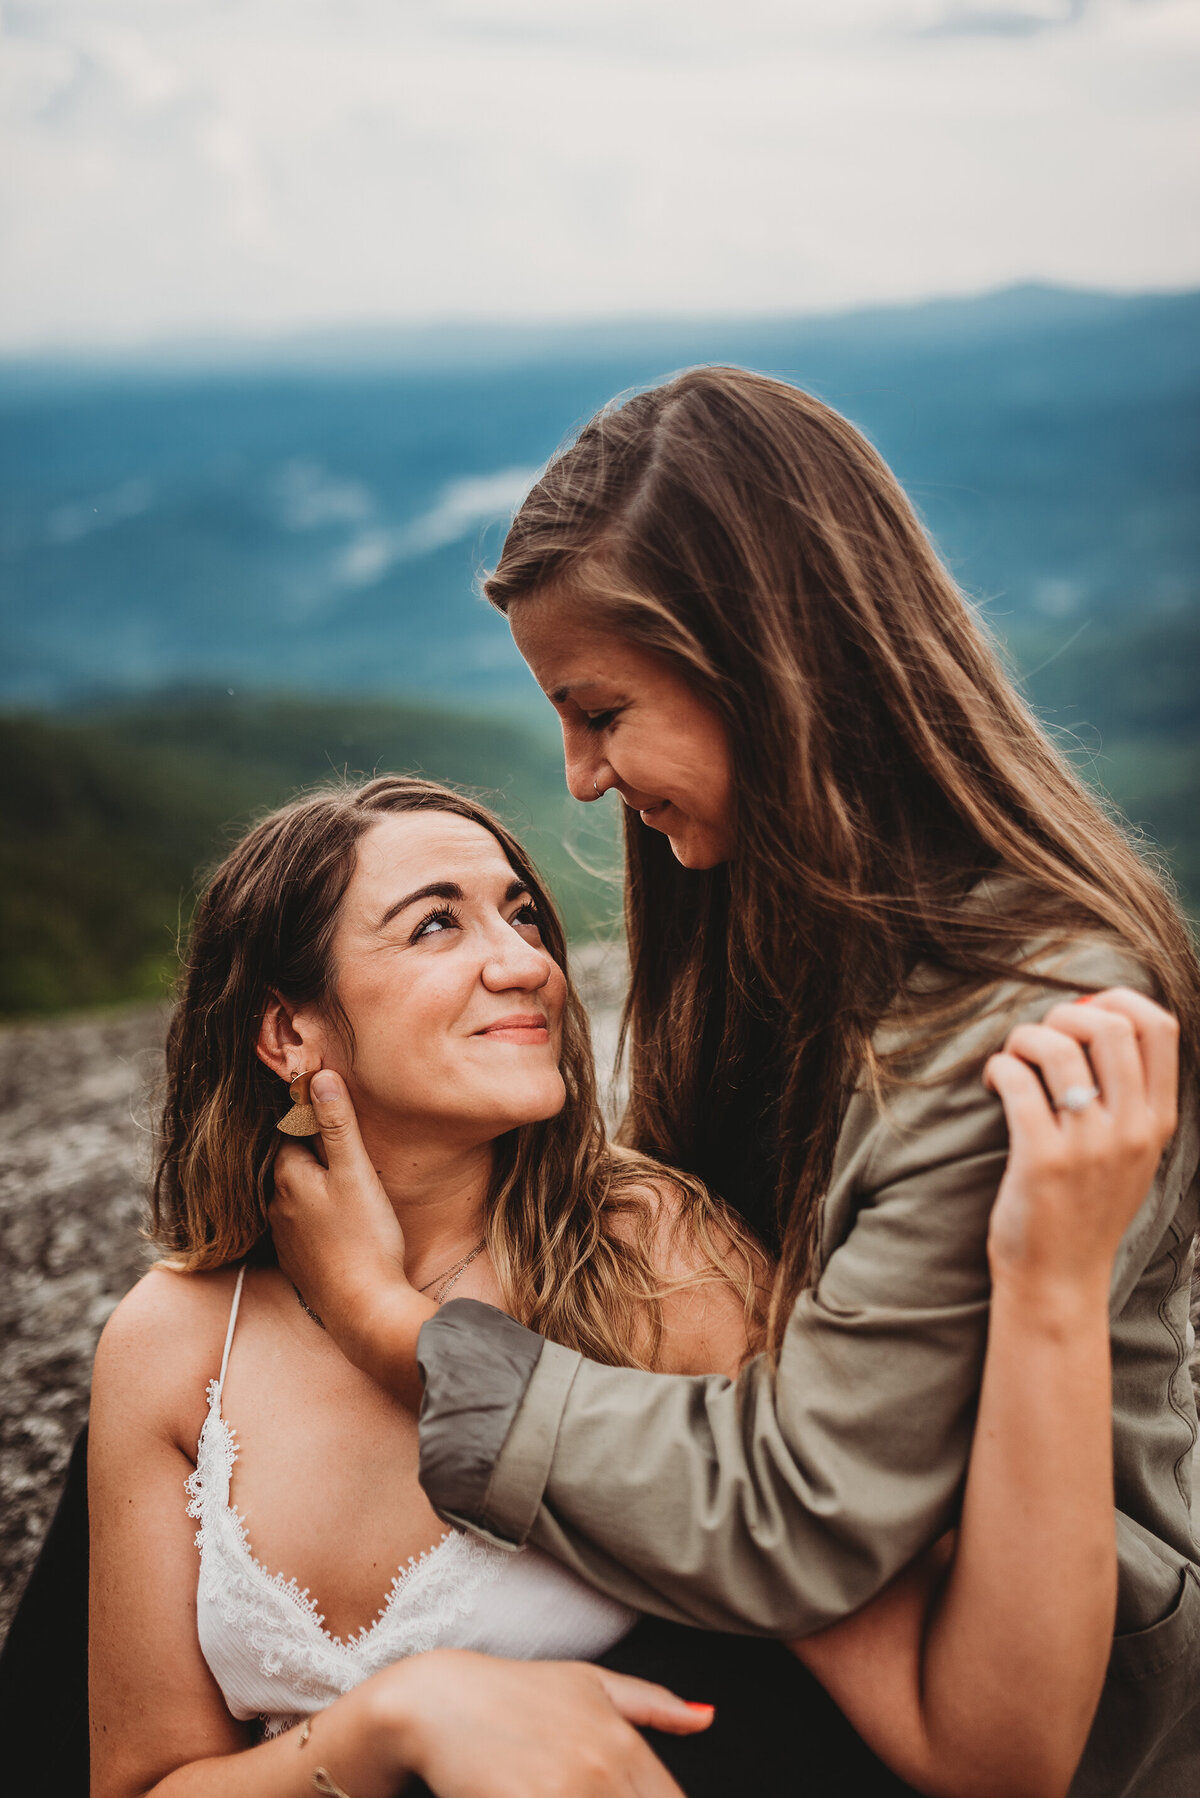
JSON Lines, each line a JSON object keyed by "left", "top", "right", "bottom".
{"left": 271, "top": 369, "right": 1200, "bottom": 1798}
{"left": 91, "top": 778, "right": 738, "bottom": 1798}
{"left": 91, "top": 772, "right": 1173, "bottom": 1798}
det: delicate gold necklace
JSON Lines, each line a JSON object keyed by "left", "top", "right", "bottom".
{"left": 416, "top": 1238, "right": 488, "bottom": 1304}
{"left": 291, "top": 1237, "right": 487, "bottom": 1329}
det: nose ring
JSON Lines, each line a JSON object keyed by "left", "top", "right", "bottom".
{"left": 593, "top": 777, "right": 602, "bottom": 797}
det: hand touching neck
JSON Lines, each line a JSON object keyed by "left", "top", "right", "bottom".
{"left": 352, "top": 1114, "right": 492, "bottom": 1291}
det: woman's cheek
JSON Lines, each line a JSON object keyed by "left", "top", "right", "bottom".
{"left": 548, "top": 971, "right": 569, "bottom": 1038}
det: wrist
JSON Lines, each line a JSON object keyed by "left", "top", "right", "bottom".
{"left": 303, "top": 1678, "right": 419, "bottom": 1798}
{"left": 363, "top": 1651, "right": 449, "bottom": 1779}
{"left": 987, "top": 1257, "right": 1112, "bottom": 1334}
{"left": 351, "top": 1282, "right": 437, "bottom": 1404}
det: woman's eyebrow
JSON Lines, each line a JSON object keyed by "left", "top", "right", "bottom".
{"left": 549, "top": 678, "right": 604, "bottom": 703}
{"left": 376, "top": 876, "right": 532, "bottom": 932}
{"left": 376, "top": 881, "right": 462, "bottom": 931}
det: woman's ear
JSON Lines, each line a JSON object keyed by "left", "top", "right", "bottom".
{"left": 256, "top": 994, "right": 320, "bottom": 1082}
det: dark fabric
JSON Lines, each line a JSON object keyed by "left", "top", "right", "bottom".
{"left": 0, "top": 1422, "right": 90, "bottom": 1795}
{"left": 418, "top": 1298, "right": 545, "bottom": 1527}
{"left": 597, "top": 1616, "right": 922, "bottom": 1797}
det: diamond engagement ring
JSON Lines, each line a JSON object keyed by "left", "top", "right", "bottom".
{"left": 1060, "top": 1083, "right": 1101, "bottom": 1113}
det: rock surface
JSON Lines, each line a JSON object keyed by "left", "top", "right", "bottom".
{"left": 1, "top": 1004, "right": 165, "bottom": 1638}
{"left": 2, "top": 974, "right": 1198, "bottom": 1642}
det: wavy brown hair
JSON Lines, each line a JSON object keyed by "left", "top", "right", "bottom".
{"left": 152, "top": 776, "right": 759, "bottom": 1368}
{"left": 485, "top": 366, "right": 1200, "bottom": 1355}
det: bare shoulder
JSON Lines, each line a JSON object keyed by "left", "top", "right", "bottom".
{"left": 607, "top": 1171, "right": 759, "bottom": 1378}
{"left": 97, "top": 1261, "right": 237, "bottom": 1365}
{"left": 94, "top": 1263, "right": 240, "bottom": 1448}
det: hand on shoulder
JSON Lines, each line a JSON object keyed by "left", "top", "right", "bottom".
{"left": 984, "top": 986, "right": 1180, "bottom": 1296}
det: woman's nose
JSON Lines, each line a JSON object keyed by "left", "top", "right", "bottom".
{"left": 561, "top": 723, "right": 604, "bottom": 803}
{"left": 482, "top": 925, "right": 555, "bottom": 992}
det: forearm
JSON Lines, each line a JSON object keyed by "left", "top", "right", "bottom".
{"left": 343, "top": 1285, "right": 435, "bottom": 1413}
{"left": 128, "top": 1653, "right": 710, "bottom": 1798}
{"left": 421, "top": 1297, "right": 983, "bottom": 1634}
{"left": 916, "top": 1270, "right": 1115, "bottom": 1798}
{"left": 797, "top": 1271, "right": 1115, "bottom": 1798}
{"left": 108, "top": 1680, "right": 409, "bottom": 1798}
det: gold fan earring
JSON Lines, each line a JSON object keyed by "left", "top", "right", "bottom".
{"left": 277, "top": 1068, "right": 321, "bottom": 1137}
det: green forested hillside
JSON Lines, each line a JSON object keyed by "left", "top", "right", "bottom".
{"left": 0, "top": 693, "right": 621, "bottom": 1014}
{"left": 1, "top": 608, "right": 1196, "bottom": 1018}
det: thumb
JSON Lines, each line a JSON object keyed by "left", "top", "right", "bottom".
{"left": 309, "top": 1070, "right": 375, "bottom": 1176}
{"left": 591, "top": 1668, "right": 715, "bottom": 1737}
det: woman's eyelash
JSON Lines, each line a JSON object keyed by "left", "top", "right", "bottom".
{"left": 411, "top": 904, "right": 460, "bottom": 941}
{"left": 411, "top": 901, "right": 541, "bottom": 940}
{"left": 584, "top": 708, "right": 619, "bottom": 733}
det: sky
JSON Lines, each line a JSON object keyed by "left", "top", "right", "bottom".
{"left": 2, "top": 0, "right": 1198, "bottom": 349}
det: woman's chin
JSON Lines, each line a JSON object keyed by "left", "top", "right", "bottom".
{"left": 361, "top": 1072, "right": 568, "bottom": 1144}
{"left": 668, "top": 831, "right": 731, "bottom": 870}
{"left": 488, "top": 1071, "right": 568, "bottom": 1131}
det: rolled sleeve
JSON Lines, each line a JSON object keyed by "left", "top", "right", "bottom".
{"left": 417, "top": 1299, "right": 551, "bottom": 1545}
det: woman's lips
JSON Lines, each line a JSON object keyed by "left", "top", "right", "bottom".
{"left": 613, "top": 785, "right": 668, "bottom": 824}
{"left": 476, "top": 1013, "right": 550, "bottom": 1044}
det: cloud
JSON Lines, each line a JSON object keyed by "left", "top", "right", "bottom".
{"left": 0, "top": 1, "right": 1197, "bottom": 347}
{"left": 47, "top": 477, "right": 154, "bottom": 543}
{"left": 399, "top": 468, "right": 538, "bottom": 556}
{"left": 916, "top": 1, "right": 1088, "bottom": 36}
{"left": 909, "top": 0, "right": 1169, "bottom": 32}
{"left": 333, "top": 466, "right": 539, "bottom": 588}
{"left": 274, "top": 461, "right": 374, "bottom": 532}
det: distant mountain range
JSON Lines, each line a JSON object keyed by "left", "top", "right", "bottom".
{"left": 1, "top": 283, "right": 1197, "bottom": 708}
{"left": 1, "top": 284, "right": 1196, "bottom": 1015}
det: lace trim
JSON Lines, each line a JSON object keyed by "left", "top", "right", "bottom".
{"left": 187, "top": 1381, "right": 507, "bottom": 1707}
{"left": 261, "top": 1714, "right": 299, "bottom": 1740}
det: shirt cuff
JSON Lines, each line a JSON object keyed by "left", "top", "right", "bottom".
{"left": 416, "top": 1299, "right": 581, "bottom": 1547}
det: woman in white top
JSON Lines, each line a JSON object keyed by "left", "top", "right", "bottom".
{"left": 88, "top": 774, "right": 1179, "bottom": 1798}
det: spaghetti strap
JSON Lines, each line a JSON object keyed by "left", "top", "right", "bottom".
{"left": 216, "top": 1265, "right": 247, "bottom": 1398}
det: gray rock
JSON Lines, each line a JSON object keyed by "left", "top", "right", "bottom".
{"left": 0, "top": 1004, "right": 165, "bottom": 1638}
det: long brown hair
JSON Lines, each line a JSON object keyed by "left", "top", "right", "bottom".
{"left": 152, "top": 776, "right": 759, "bottom": 1368}
{"left": 485, "top": 366, "right": 1200, "bottom": 1353}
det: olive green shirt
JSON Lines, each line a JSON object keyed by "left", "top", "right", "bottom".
{"left": 418, "top": 934, "right": 1200, "bottom": 1798}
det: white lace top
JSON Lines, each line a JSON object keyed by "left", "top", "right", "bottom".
{"left": 186, "top": 1266, "right": 636, "bottom": 1739}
